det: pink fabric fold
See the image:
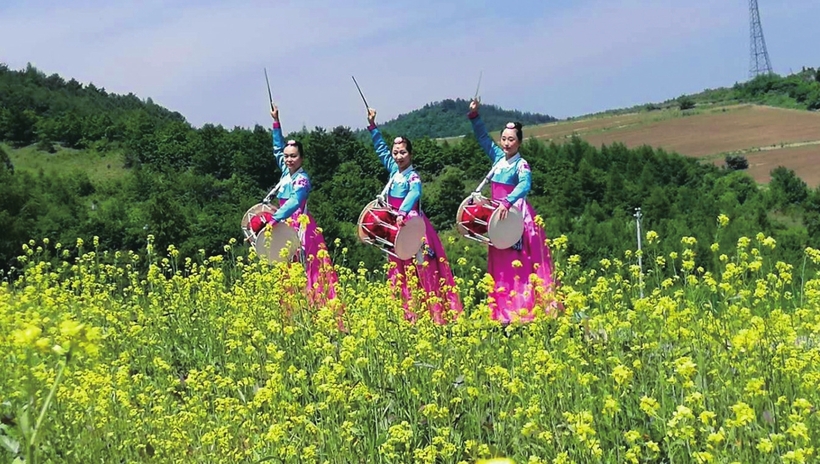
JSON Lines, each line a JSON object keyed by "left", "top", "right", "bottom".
{"left": 386, "top": 195, "right": 462, "bottom": 324}
{"left": 487, "top": 182, "right": 558, "bottom": 323}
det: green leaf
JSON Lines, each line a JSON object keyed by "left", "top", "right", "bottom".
{"left": 17, "top": 407, "right": 30, "bottom": 438}
{"left": 0, "top": 434, "right": 20, "bottom": 454}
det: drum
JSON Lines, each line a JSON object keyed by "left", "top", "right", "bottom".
{"left": 356, "top": 200, "right": 425, "bottom": 260}
{"left": 241, "top": 203, "right": 300, "bottom": 263}
{"left": 456, "top": 194, "right": 524, "bottom": 249}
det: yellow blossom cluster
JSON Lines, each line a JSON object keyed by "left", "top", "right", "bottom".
{"left": 2, "top": 223, "right": 820, "bottom": 463}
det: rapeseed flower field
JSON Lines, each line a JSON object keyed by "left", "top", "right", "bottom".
{"left": 2, "top": 217, "right": 820, "bottom": 463}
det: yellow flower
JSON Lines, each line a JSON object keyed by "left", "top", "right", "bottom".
{"left": 603, "top": 396, "right": 621, "bottom": 416}
{"left": 611, "top": 365, "right": 633, "bottom": 387}
{"left": 681, "top": 236, "right": 697, "bottom": 246}
{"left": 726, "top": 402, "right": 755, "bottom": 428}
{"left": 756, "top": 438, "right": 774, "bottom": 453}
{"left": 717, "top": 213, "right": 730, "bottom": 227}
{"left": 624, "top": 430, "right": 641, "bottom": 444}
{"left": 640, "top": 396, "right": 660, "bottom": 417}
{"left": 13, "top": 324, "right": 42, "bottom": 347}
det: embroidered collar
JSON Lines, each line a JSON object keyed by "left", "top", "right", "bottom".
{"left": 493, "top": 153, "right": 521, "bottom": 172}
{"left": 379, "top": 165, "right": 415, "bottom": 199}
{"left": 274, "top": 167, "right": 305, "bottom": 193}
{"left": 393, "top": 164, "right": 415, "bottom": 181}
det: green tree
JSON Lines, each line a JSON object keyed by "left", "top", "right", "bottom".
{"left": 769, "top": 166, "right": 808, "bottom": 206}
{"left": 677, "top": 95, "right": 695, "bottom": 110}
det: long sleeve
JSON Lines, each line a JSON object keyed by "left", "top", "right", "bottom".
{"left": 272, "top": 175, "right": 309, "bottom": 221}
{"left": 272, "top": 122, "right": 286, "bottom": 171}
{"left": 397, "top": 173, "right": 422, "bottom": 216}
{"left": 468, "top": 113, "right": 504, "bottom": 163}
{"left": 503, "top": 160, "right": 532, "bottom": 207}
{"left": 369, "top": 125, "right": 398, "bottom": 174}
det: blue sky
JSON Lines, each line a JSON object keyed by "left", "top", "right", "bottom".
{"left": 1, "top": 0, "right": 818, "bottom": 132}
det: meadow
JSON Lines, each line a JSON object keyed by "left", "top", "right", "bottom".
{"left": 3, "top": 215, "right": 820, "bottom": 463}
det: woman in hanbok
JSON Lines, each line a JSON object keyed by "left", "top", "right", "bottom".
{"left": 366, "top": 108, "right": 462, "bottom": 323}
{"left": 264, "top": 105, "right": 339, "bottom": 308}
{"left": 467, "top": 99, "right": 557, "bottom": 323}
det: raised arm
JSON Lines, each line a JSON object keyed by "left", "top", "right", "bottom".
{"left": 397, "top": 173, "right": 422, "bottom": 218}
{"left": 367, "top": 108, "right": 398, "bottom": 174}
{"left": 502, "top": 160, "right": 532, "bottom": 208}
{"left": 468, "top": 99, "right": 504, "bottom": 163}
{"left": 272, "top": 174, "right": 310, "bottom": 222}
{"left": 271, "top": 105, "right": 286, "bottom": 171}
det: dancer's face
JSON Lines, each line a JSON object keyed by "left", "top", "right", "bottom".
{"left": 392, "top": 142, "right": 411, "bottom": 170}
{"left": 284, "top": 145, "right": 302, "bottom": 172}
{"left": 500, "top": 129, "right": 520, "bottom": 157}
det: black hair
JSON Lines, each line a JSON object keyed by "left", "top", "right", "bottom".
{"left": 393, "top": 136, "right": 413, "bottom": 154}
{"left": 500, "top": 122, "right": 523, "bottom": 142}
{"left": 285, "top": 140, "right": 305, "bottom": 158}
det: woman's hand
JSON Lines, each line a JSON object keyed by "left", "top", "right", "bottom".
{"left": 469, "top": 98, "right": 480, "bottom": 114}
{"left": 367, "top": 107, "right": 377, "bottom": 126}
{"left": 497, "top": 203, "right": 508, "bottom": 220}
{"left": 270, "top": 104, "right": 279, "bottom": 122}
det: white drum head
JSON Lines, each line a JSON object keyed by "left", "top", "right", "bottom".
{"left": 393, "top": 216, "right": 425, "bottom": 260}
{"left": 488, "top": 205, "right": 524, "bottom": 250}
{"left": 253, "top": 222, "right": 300, "bottom": 263}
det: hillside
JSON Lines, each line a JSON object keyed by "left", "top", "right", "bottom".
{"left": 0, "top": 62, "right": 186, "bottom": 151}
{"left": 505, "top": 104, "right": 820, "bottom": 187}
{"left": 373, "top": 98, "right": 556, "bottom": 140}
{"left": 566, "top": 67, "right": 820, "bottom": 121}
{"left": 2, "top": 64, "right": 819, "bottom": 275}
{"left": 437, "top": 69, "right": 820, "bottom": 187}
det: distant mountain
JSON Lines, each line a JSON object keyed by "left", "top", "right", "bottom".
{"left": 373, "top": 98, "right": 557, "bottom": 140}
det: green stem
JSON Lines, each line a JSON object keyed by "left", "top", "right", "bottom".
{"left": 29, "top": 358, "right": 68, "bottom": 460}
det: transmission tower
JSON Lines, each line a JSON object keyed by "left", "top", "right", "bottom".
{"left": 749, "top": 0, "right": 773, "bottom": 78}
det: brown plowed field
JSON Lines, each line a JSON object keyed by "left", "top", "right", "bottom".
{"left": 532, "top": 105, "right": 820, "bottom": 157}
{"left": 526, "top": 105, "right": 820, "bottom": 185}
{"left": 711, "top": 144, "right": 820, "bottom": 187}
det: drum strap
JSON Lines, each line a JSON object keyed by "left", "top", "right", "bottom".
{"left": 378, "top": 165, "right": 415, "bottom": 206}
{"left": 265, "top": 167, "right": 305, "bottom": 201}
{"left": 264, "top": 168, "right": 310, "bottom": 215}
{"left": 473, "top": 153, "right": 521, "bottom": 195}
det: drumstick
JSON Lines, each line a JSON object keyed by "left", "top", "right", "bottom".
{"left": 473, "top": 70, "right": 483, "bottom": 101}
{"left": 264, "top": 67, "right": 274, "bottom": 110}
{"left": 352, "top": 75, "right": 369, "bottom": 110}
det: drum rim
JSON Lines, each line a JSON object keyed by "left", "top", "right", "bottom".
{"left": 241, "top": 203, "right": 279, "bottom": 230}
{"left": 456, "top": 194, "right": 492, "bottom": 241}
{"left": 356, "top": 199, "right": 383, "bottom": 244}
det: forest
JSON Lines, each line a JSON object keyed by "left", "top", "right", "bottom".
{"left": 373, "top": 98, "right": 557, "bottom": 140}
{"left": 2, "top": 63, "right": 819, "bottom": 277}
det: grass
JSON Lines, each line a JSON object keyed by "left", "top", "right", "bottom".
{"left": 2, "top": 143, "right": 128, "bottom": 183}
